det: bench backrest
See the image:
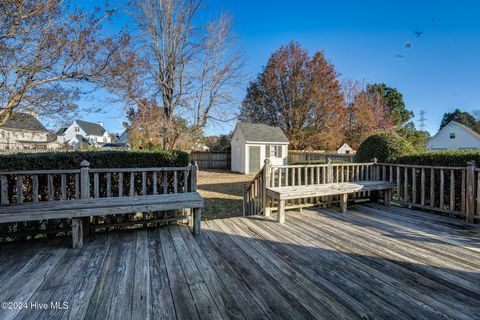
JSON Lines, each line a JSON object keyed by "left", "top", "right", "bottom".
{"left": 0, "top": 160, "right": 198, "bottom": 205}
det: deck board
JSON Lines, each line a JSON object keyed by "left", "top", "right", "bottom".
{"left": 0, "top": 204, "right": 479, "bottom": 319}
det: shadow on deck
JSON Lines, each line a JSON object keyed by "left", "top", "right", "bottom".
{"left": 0, "top": 203, "right": 479, "bottom": 319}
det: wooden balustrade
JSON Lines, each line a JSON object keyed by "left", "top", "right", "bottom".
{"left": 377, "top": 162, "right": 477, "bottom": 223}
{"left": 244, "top": 160, "right": 378, "bottom": 216}
{"left": 243, "top": 165, "right": 265, "bottom": 216}
{"left": 244, "top": 159, "right": 479, "bottom": 223}
{"left": 0, "top": 161, "right": 194, "bottom": 205}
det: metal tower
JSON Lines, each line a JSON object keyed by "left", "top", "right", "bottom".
{"left": 418, "top": 110, "right": 427, "bottom": 131}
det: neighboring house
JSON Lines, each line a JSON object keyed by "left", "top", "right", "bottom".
{"left": 337, "top": 143, "right": 355, "bottom": 154}
{"left": 337, "top": 143, "right": 354, "bottom": 154}
{"left": 119, "top": 130, "right": 128, "bottom": 144}
{"left": 110, "top": 133, "right": 120, "bottom": 143}
{"left": 427, "top": 121, "right": 480, "bottom": 150}
{"left": 57, "top": 120, "right": 111, "bottom": 149}
{"left": 0, "top": 113, "right": 52, "bottom": 151}
{"left": 231, "top": 123, "right": 289, "bottom": 174}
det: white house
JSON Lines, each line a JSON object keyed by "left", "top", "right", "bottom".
{"left": 57, "top": 120, "right": 111, "bottom": 149}
{"left": 337, "top": 143, "right": 354, "bottom": 154}
{"left": 427, "top": 121, "right": 480, "bottom": 151}
{"left": 231, "top": 123, "right": 289, "bottom": 174}
{"left": 0, "top": 112, "right": 53, "bottom": 151}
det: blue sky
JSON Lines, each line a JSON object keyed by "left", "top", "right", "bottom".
{"left": 78, "top": 0, "right": 480, "bottom": 136}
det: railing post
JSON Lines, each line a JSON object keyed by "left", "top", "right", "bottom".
{"left": 326, "top": 159, "right": 333, "bottom": 207}
{"left": 327, "top": 159, "right": 333, "bottom": 183}
{"left": 190, "top": 161, "right": 198, "bottom": 192}
{"left": 80, "top": 160, "right": 90, "bottom": 199}
{"left": 74, "top": 160, "right": 90, "bottom": 249}
{"left": 188, "top": 161, "right": 201, "bottom": 234}
{"left": 263, "top": 159, "right": 271, "bottom": 217}
{"left": 466, "top": 160, "right": 475, "bottom": 223}
{"left": 371, "top": 158, "right": 379, "bottom": 202}
{"left": 243, "top": 185, "right": 247, "bottom": 216}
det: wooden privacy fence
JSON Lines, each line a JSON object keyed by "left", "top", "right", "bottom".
{"left": 189, "top": 151, "right": 230, "bottom": 170}
{"left": 244, "top": 159, "right": 479, "bottom": 223}
{"left": 244, "top": 160, "right": 376, "bottom": 217}
{"left": 288, "top": 150, "right": 354, "bottom": 164}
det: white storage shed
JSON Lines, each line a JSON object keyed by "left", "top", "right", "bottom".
{"left": 230, "top": 123, "right": 289, "bottom": 174}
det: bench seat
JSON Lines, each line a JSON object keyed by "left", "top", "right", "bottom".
{"left": 266, "top": 181, "right": 393, "bottom": 222}
{"left": 0, "top": 192, "right": 204, "bottom": 248}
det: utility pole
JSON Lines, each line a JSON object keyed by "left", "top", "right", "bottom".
{"left": 418, "top": 110, "right": 427, "bottom": 131}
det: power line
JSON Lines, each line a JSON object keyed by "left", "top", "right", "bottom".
{"left": 418, "top": 110, "right": 427, "bottom": 131}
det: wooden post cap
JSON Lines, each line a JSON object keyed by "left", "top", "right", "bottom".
{"left": 80, "top": 160, "right": 90, "bottom": 167}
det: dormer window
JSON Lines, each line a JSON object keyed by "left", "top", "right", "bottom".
{"left": 75, "top": 127, "right": 79, "bottom": 132}
{"left": 450, "top": 132, "right": 455, "bottom": 139}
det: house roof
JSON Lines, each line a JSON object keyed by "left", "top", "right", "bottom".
{"left": 338, "top": 142, "right": 352, "bottom": 150}
{"left": 76, "top": 120, "right": 106, "bottom": 136}
{"left": 429, "top": 121, "right": 480, "bottom": 142}
{"left": 56, "top": 127, "right": 67, "bottom": 135}
{"left": 235, "top": 123, "right": 289, "bottom": 143}
{"left": 0, "top": 112, "right": 48, "bottom": 132}
{"left": 68, "top": 135, "right": 90, "bottom": 145}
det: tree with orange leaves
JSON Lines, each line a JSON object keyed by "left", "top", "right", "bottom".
{"left": 240, "top": 42, "right": 345, "bottom": 150}
{"left": 343, "top": 80, "right": 394, "bottom": 149}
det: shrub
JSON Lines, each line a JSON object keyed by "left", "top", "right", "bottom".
{"left": 0, "top": 150, "right": 189, "bottom": 170}
{"left": 391, "top": 150, "right": 480, "bottom": 167}
{"left": 356, "top": 132, "right": 417, "bottom": 163}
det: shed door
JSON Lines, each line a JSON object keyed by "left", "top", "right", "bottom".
{"left": 248, "top": 146, "right": 261, "bottom": 173}
{"left": 233, "top": 146, "right": 240, "bottom": 171}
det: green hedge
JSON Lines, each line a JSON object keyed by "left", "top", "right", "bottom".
{"left": 0, "top": 150, "right": 189, "bottom": 170}
{"left": 356, "top": 132, "right": 417, "bottom": 163}
{"left": 391, "top": 150, "right": 480, "bottom": 167}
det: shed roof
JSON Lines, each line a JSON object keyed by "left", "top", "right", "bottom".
{"left": 235, "top": 123, "right": 289, "bottom": 143}
{"left": 0, "top": 112, "right": 48, "bottom": 132}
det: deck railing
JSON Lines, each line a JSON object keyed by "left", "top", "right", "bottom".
{"left": 244, "top": 159, "right": 479, "bottom": 223}
{"left": 0, "top": 161, "right": 198, "bottom": 239}
{"left": 244, "top": 159, "right": 377, "bottom": 216}
{"left": 0, "top": 161, "right": 195, "bottom": 204}
{"left": 377, "top": 162, "right": 477, "bottom": 223}
{"left": 243, "top": 167, "right": 265, "bottom": 216}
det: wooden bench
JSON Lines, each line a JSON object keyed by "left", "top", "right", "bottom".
{"left": 266, "top": 180, "right": 393, "bottom": 223}
{"left": 0, "top": 161, "right": 204, "bottom": 248}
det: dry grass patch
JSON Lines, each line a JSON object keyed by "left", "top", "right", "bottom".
{"left": 197, "top": 170, "right": 254, "bottom": 219}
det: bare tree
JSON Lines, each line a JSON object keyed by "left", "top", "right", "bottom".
{"left": 190, "top": 13, "right": 243, "bottom": 129}
{"left": 0, "top": 0, "right": 129, "bottom": 125}
{"left": 124, "top": 0, "right": 243, "bottom": 149}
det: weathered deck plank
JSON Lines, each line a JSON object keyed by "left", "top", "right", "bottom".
{"left": 0, "top": 204, "right": 479, "bottom": 319}
{"left": 284, "top": 213, "right": 479, "bottom": 319}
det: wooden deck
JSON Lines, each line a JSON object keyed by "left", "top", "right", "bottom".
{"left": 1, "top": 204, "right": 479, "bottom": 320}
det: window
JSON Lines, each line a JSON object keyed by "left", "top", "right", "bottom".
{"left": 450, "top": 132, "right": 455, "bottom": 139}
{"left": 75, "top": 127, "right": 79, "bottom": 132}
{"left": 269, "top": 145, "right": 282, "bottom": 158}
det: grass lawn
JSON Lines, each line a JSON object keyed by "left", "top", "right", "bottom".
{"left": 197, "top": 170, "right": 254, "bottom": 219}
